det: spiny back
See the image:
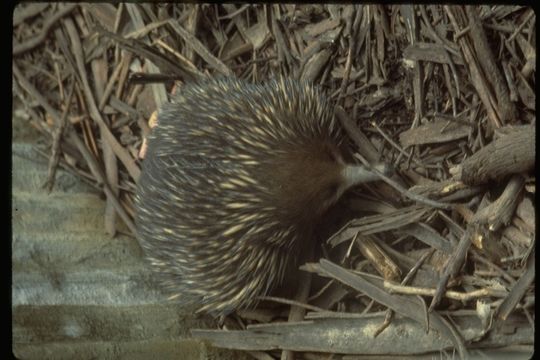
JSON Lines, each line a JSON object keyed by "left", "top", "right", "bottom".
{"left": 135, "top": 77, "right": 349, "bottom": 315}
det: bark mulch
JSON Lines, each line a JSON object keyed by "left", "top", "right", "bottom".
{"left": 13, "top": 4, "right": 535, "bottom": 359}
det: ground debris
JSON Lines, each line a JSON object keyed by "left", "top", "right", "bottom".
{"left": 13, "top": 4, "right": 534, "bottom": 359}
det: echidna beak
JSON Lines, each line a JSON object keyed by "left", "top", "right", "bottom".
{"left": 341, "top": 163, "right": 394, "bottom": 189}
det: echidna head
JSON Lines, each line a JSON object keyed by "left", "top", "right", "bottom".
{"left": 266, "top": 137, "right": 390, "bottom": 233}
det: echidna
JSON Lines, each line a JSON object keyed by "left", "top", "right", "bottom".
{"left": 135, "top": 77, "right": 389, "bottom": 315}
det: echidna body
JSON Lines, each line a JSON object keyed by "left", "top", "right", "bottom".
{"left": 135, "top": 77, "right": 385, "bottom": 315}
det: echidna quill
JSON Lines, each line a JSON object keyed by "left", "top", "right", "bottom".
{"left": 135, "top": 77, "right": 391, "bottom": 316}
